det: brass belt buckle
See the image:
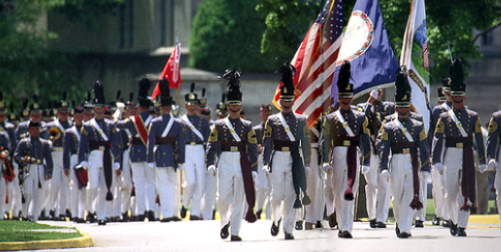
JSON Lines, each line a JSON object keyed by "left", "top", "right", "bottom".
{"left": 402, "top": 148, "right": 410, "bottom": 154}
{"left": 230, "top": 146, "right": 238, "bottom": 152}
{"left": 99, "top": 146, "right": 105, "bottom": 151}
{"left": 190, "top": 142, "right": 197, "bottom": 145}
{"left": 456, "top": 143, "right": 463, "bottom": 148}
{"left": 282, "top": 146, "right": 290, "bottom": 151}
{"left": 343, "top": 140, "right": 350, "bottom": 146}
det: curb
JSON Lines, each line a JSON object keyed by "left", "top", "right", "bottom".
{"left": 0, "top": 227, "right": 93, "bottom": 251}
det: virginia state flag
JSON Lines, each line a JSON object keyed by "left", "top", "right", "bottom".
{"left": 330, "top": 0, "right": 398, "bottom": 104}
{"left": 400, "top": 0, "right": 431, "bottom": 132}
{"left": 151, "top": 43, "right": 182, "bottom": 100}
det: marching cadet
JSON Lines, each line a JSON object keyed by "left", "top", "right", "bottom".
{"left": 147, "top": 78, "right": 185, "bottom": 222}
{"left": 486, "top": 97, "right": 501, "bottom": 232}
{"left": 116, "top": 78, "right": 156, "bottom": 222}
{"left": 262, "top": 61, "right": 311, "bottom": 240}
{"left": 179, "top": 83, "right": 210, "bottom": 221}
{"left": 254, "top": 104, "right": 272, "bottom": 220}
{"left": 14, "top": 120, "right": 53, "bottom": 221}
{"left": 305, "top": 117, "right": 324, "bottom": 230}
{"left": 357, "top": 88, "right": 394, "bottom": 229}
{"left": 207, "top": 69, "right": 258, "bottom": 241}
{"left": 377, "top": 67, "right": 431, "bottom": 238}
{"left": 45, "top": 90, "right": 73, "bottom": 221}
{"left": 0, "top": 123, "right": 10, "bottom": 220}
{"left": 63, "top": 102, "right": 87, "bottom": 223}
{"left": 429, "top": 78, "right": 453, "bottom": 227}
{"left": 322, "top": 61, "right": 370, "bottom": 238}
{"left": 431, "top": 58, "right": 487, "bottom": 237}
{"left": 0, "top": 95, "right": 18, "bottom": 219}
{"left": 15, "top": 94, "right": 45, "bottom": 141}
{"left": 77, "top": 81, "right": 122, "bottom": 225}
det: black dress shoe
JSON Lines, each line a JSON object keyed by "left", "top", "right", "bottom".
{"left": 398, "top": 232, "right": 410, "bottom": 238}
{"left": 220, "top": 222, "right": 230, "bottom": 239}
{"left": 147, "top": 210, "right": 155, "bottom": 221}
{"left": 98, "top": 220, "right": 107, "bottom": 225}
{"left": 122, "top": 212, "right": 130, "bottom": 222}
{"left": 271, "top": 219, "right": 281, "bottom": 236}
{"left": 338, "top": 230, "right": 352, "bottom": 238}
{"left": 370, "top": 219, "right": 377, "bottom": 228}
{"left": 458, "top": 228, "right": 467, "bottom": 237}
{"left": 305, "top": 222, "right": 314, "bottom": 230}
{"left": 190, "top": 215, "right": 200, "bottom": 221}
{"left": 170, "top": 216, "right": 181, "bottom": 222}
{"left": 295, "top": 221, "right": 303, "bottom": 230}
{"left": 87, "top": 212, "right": 96, "bottom": 223}
{"left": 284, "top": 232, "right": 294, "bottom": 240}
{"left": 75, "top": 218, "right": 86, "bottom": 223}
{"left": 442, "top": 219, "right": 451, "bottom": 227}
{"left": 328, "top": 213, "right": 337, "bottom": 228}
{"left": 415, "top": 220, "right": 424, "bottom": 228}
{"left": 395, "top": 225, "right": 400, "bottom": 237}
{"left": 230, "top": 235, "right": 242, "bottom": 241}
{"left": 256, "top": 209, "right": 262, "bottom": 220}
{"left": 66, "top": 209, "right": 73, "bottom": 220}
{"left": 316, "top": 220, "right": 323, "bottom": 229}
{"left": 180, "top": 205, "right": 187, "bottom": 219}
{"left": 432, "top": 216, "right": 441, "bottom": 226}
{"left": 160, "top": 218, "right": 170, "bottom": 222}
{"left": 450, "top": 221, "right": 458, "bottom": 236}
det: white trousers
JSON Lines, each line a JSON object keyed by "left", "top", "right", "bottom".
{"left": 414, "top": 172, "right": 428, "bottom": 221}
{"left": 443, "top": 148, "right": 471, "bottom": 228}
{"left": 270, "top": 151, "right": 297, "bottom": 234}
{"left": 364, "top": 152, "right": 390, "bottom": 222}
{"left": 217, "top": 152, "right": 245, "bottom": 236}
{"left": 494, "top": 150, "right": 501, "bottom": 220}
{"left": 131, "top": 161, "right": 155, "bottom": 214}
{"left": 305, "top": 149, "right": 324, "bottom": 223}
{"left": 431, "top": 164, "right": 450, "bottom": 220}
{"left": 87, "top": 150, "right": 114, "bottom": 220}
{"left": 22, "top": 164, "right": 46, "bottom": 221}
{"left": 202, "top": 170, "right": 217, "bottom": 220}
{"left": 0, "top": 176, "right": 5, "bottom": 219}
{"left": 120, "top": 148, "right": 133, "bottom": 215}
{"left": 182, "top": 145, "right": 206, "bottom": 217}
{"left": 330, "top": 147, "right": 360, "bottom": 232}
{"left": 48, "top": 151, "right": 69, "bottom": 216}
{"left": 255, "top": 153, "right": 272, "bottom": 219}
{"left": 155, "top": 166, "right": 177, "bottom": 218}
{"left": 390, "top": 154, "right": 415, "bottom": 233}
{"left": 68, "top": 154, "right": 86, "bottom": 218}
{"left": 5, "top": 162, "right": 22, "bottom": 217}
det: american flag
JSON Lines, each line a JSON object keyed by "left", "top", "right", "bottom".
{"left": 272, "top": 0, "right": 343, "bottom": 128}
{"left": 423, "top": 42, "right": 428, "bottom": 68}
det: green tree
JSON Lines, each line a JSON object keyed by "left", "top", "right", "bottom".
{"left": 257, "top": 0, "right": 501, "bottom": 84}
{"left": 189, "top": 0, "right": 276, "bottom": 73}
{"left": 0, "top": 0, "right": 121, "bottom": 112}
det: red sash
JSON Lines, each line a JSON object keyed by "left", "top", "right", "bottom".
{"left": 133, "top": 115, "right": 148, "bottom": 146}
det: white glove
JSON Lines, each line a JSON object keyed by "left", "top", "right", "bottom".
{"left": 422, "top": 171, "right": 432, "bottom": 183}
{"left": 322, "top": 163, "right": 333, "bottom": 174}
{"left": 178, "top": 163, "right": 184, "bottom": 170}
{"left": 433, "top": 163, "right": 445, "bottom": 174}
{"left": 370, "top": 90, "right": 379, "bottom": 99}
{"left": 479, "top": 164, "right": 488, "bottom": 173}
{"left": 113, "top": 162, "right": 121, "bottom": 170}
{"left": 381, "top": 169, "right": 390, "bottom": 182}
{"left": 361, "top": 165, "right": 370, "bottom": 174}
{"left": 79, "top": 161, "right": 90, "bottom": 170}
{"left": 262, "top": 165, "right": 270, "bottom": 175}
{"left": 304, "top": 166, "right": 311, "bottom": 176}
{"left": 148, "top": 162, "right": 155, "bottom": 169}
{"left": 252, "top": 171, "right": 258, "bottom": 181}
{"left": 208, "top": 165, "right": 217, "bottom": 176}
{"left": 488, "top": 159, "right": 499, "bottom": 171}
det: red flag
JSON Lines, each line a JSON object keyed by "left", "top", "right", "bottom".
{"left": 151, "top": 43, "right": 182, "bottom": 100}
{"left": 272, "top": 0, "right": 343, "bottom": 128}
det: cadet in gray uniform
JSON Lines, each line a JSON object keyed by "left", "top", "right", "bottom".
{"left": 254, "top": 104, "right": 272, "bottom": 220}
{"left": 262, "top": 61, "right": 311, "bottom": 240}
{"left": 14, "top": 120, "right": 53, "bottom": 221}
{"left": 486, "top": 101, "right": 501, "bottom": 230}
{"left": 322, "top": 61, "right": 370, "bottom": 238}
{"left": 0, "top": 94, "right": 17, "bottom": 219}
{"left": 207, "top": 69, "right": 258, "bottom": 242}
{"left": 432, "top": 59, "right": 487, "bottom": 237}
{"left": 147, "top": 78, "right": 185, "bottom": 222}
{"left": 378, "top": 67, "right": 430, "bottom": 238}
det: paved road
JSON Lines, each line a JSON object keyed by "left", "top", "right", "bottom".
{"left": 35, "top": 219, "right": 501, "bottom": 252}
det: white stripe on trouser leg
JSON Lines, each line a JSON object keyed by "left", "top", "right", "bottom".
{"left": 217, "top": 152, "right": 244, "bottom": 236}
{"left": 87, "top": 150, "right": 113, "bottom": 220}
{"left": 332, "top": 147, "right": 359, "bottom": 233}
{"left": 431, "top": 165, "right": 449, "bottom": 219}
{"left": 202, "top": 170, "right": 217, "bottom": 220}
{"left": 49, "top": 151, "right": 69, "bottom": 216}
{"left": 155, "top": 167, "right": 176, "bottom": 218}
{"left": 270, "top": 151, "right": 296, "bottom": 234}
{"left": 131, "top": 162, "right": 155, "bottom": 214}
{"left": 182, "top": 145, "right": 206, "bottom": 217}
{"left": 444, "top": 148, "right": 470, "bottom": 228}
{"left": 305, "top": 150, "right": 323, "bottom": 223}
{"left": 390, "top": 154, "right": 414, "bottom": 233}
{"left": 23, "top": 164, "right": 44, "bottom": 220}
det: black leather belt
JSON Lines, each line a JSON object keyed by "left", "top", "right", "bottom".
{"left": 445, "top": 136, "right": 473, "bottom": 148}
{"left": 89, "top": 140, "right": 111, "bottom": 151}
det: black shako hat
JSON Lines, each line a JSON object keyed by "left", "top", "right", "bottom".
{"left": 216, "top": 93, "right": 227, "bottom": 116}
{"left": 199, "top": 88, "right": 207, "bottom": 108}
{"left": 437, "top": 87, "right": 446, "bottom": 102}
{"left": 29, "top": 93, "right": 42, "bottom": 113}
{"left": 185, "top": 83, "right": 198, "bottom": 105}
{"left": 159, "top": 78, "right": 174, "bottom": 107}
{"left": 92, "top": 80, "right": 105, "bottom": 107}
{"left": 337, "top": 60, "right": 354, "bottom": 98}
{"left": 57, "top": 90, "right": 70, "bottom": 110}
{"left": 138, "top": 78, "right": 151, "bottom": 108}
{"left": 219, "top": 68, "right": 242, "bottom": 105}
{"left": 394, "top": 65, "right": 412, "bottom": 107}
{"left": 442, "top": 75, "right": 451, "bottom": 92}
{"left": 276, "top": 59, "right": 296, "bottom": 101}
{"left": 450, "top": 58, "right": 466, "bottom": 96}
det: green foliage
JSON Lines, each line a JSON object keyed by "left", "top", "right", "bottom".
{"left": 258, "top": 0, "right": 501, "bottom": 84}
{"left": 50, "top": 0, "right": 123, "bottom": 28}
{"left": 189, "top": 0, "right": 277, "bottom": 73}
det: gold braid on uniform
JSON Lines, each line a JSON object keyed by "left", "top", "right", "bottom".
{"left": 81, "top": 127, "right": 88, "bottom": 135}
{"left": 264, "top": 121, "right": 272, "bottom": 138}
{"left": 488, "top": 117, "right": 498, "bottom": 134}
{"left": 303, "top": 124, "right": 310, "bottom": 138}
{"left": 435, "top": 118, "right": 445, "bottom": 134}
{"left": 380, "top": 127, "right": 388, "bottom": 141}
{"left": 208, "top": 126, "right": 218, "bottom": 142}
{"left": 475, "top": 117, "right": 482, "bottom": 133}
{"left": 419, "top": 126, "right": 426, "bottom": 141}
{"left": 247, "top": 129, "right": 257, "bottom": 144}
{"left": 363, "top": 117, "right": 370, "bottom": 135}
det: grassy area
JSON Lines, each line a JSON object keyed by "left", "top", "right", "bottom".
{"left": 0, "top": 221, "right": 82, "bottom": 242}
